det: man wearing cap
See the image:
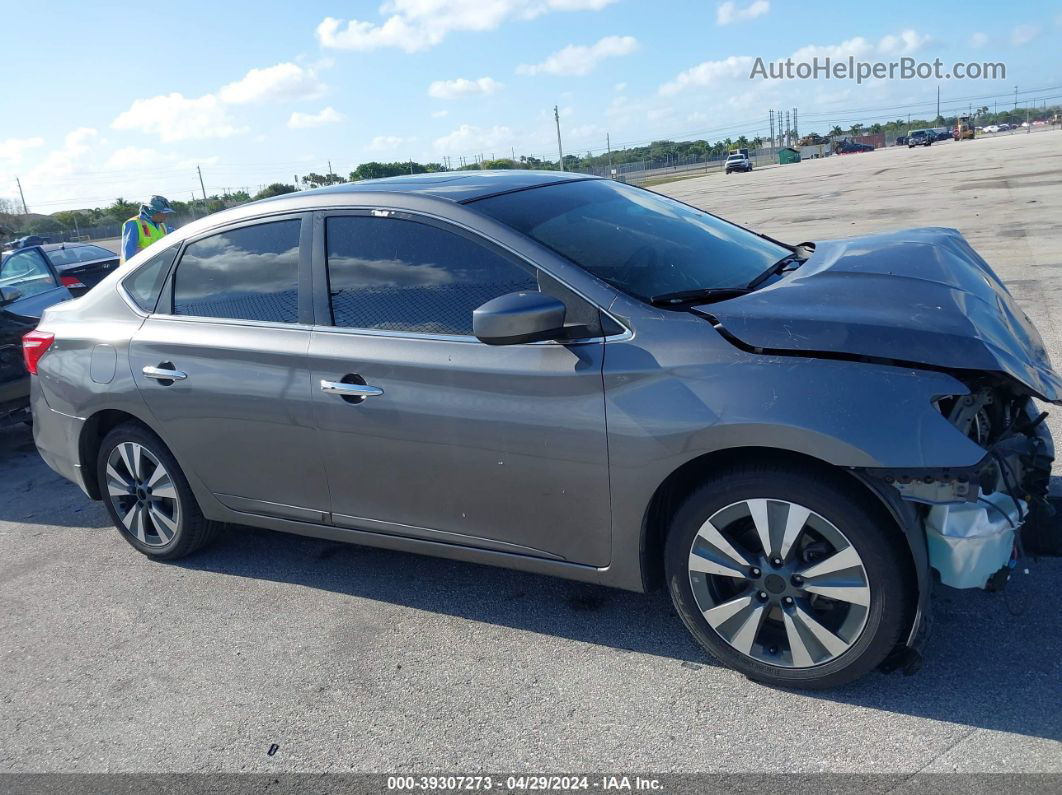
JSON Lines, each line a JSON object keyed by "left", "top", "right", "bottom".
{"left": 120, "top": 195, "right": 175, "bottom": 264}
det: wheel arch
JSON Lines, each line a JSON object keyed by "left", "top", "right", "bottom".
{"left": 78, "top": 408, "right": 157, "bottom": 500}
{"left": 638, "top": 446, "right": 925, "bottom": 625}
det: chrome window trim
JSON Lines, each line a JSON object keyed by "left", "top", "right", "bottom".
{"left": 141, "top": 313, "right": 315, "bottom": 333}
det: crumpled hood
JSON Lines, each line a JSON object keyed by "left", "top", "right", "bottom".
{"left": 701, "top": 227, "right": 1062, "bottom": 402}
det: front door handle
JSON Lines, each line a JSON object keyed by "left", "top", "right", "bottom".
{"left": 320, "top": 379, "right": 383, "bottom": 398}
{"left": 143, "top": 365, "right": 187, "bottom": 381}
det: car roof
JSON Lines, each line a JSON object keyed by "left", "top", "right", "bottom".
{"left": 166, "top": 170, "right": 600, "bottom": 244}
{"left": 42, "top": 242, "right": 102, "bottom": 251}
{"left": 264, "top": 169, "right": 595, "bottom": 205}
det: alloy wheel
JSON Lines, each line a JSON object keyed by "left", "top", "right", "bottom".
{"left": 687, "top": 498, "right": 871, "bottom": 669}
{"left": 105, "top": 442, "right": 181, "bottom": 547}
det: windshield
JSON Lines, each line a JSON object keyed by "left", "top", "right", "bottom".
{"left": 472, "top": 179, "right": 789, "bottom": 303}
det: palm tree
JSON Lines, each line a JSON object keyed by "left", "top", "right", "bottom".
{"left": 830, "top": 125, "right": 843, "bottom": 137}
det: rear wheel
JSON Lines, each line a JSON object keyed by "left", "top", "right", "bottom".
{"left": 665, "top": 465, "right": 912, "bottom": 689}
{"left": 96, "top": 423, "right": 221, "bottom": 560}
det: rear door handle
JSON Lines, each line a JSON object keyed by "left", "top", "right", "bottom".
{"left": 143, "top": 365, "right": 187, "bottom": 381}
{"left": 320, "top": 379, "right": 383, "bottom": 398}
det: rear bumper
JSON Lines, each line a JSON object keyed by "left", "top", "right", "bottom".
{"left": 30, "top": 378, "right": 89, "bottom": 496}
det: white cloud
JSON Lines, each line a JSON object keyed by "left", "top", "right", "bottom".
{"left": 1011, "top": 24, "right": 1040, "bottom": 45}
{"left": 0, "top": 136, "right": 45, "bottom": 162}
{"left": 969, "top": 32, "right": 988, "bottom": 48}
{"left": 26, "top": 128, "right": 99, "bottom": 182}
{"left": 317, "top": 0, "right": 618, "bottom": 53}
{"left": 106, "top": 146, "right": 168, "bottom": 169}
{"left": 659, "top": 56, "right": 755, "bottom": 95}
{"left": 287, "top": 106, "right": 345, "bottom": 129}
{"left": 431, "top": 109, "right": 449, "bottom": 118}
{"left": 877, "top": 29, "right": 930, "bottom": 56}
{"left": 219, "top": 62, "right": 325, "bottom": 104}
{"left": 113, "top": 61, "right": 329, "bottom": 143}
{"left": 716, "top": 1, "right": 769, "bottom": 25}
{"left": 428, "top": 76, "right": 504, "bottom": 99}
{"left": 433, "top": 124, "right": 515, "bottom": 154}
{"left": 112, "top": 92, "right": 244, "bottom": 142}
{"left": 368, "top": 135, "right": 408, "bottom": 152}
{"left": 660, "top": 29, "right": 929, "bottom": 95}
{"left": 517, "top": 35, "right": 639, "bottom": 76}
{"left": 614, "top": 81, "right": 627, "bottom": 92}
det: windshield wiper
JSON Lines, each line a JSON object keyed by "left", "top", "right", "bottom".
{"left": 746, "top": 251, "right": 804, "bottom": 291}
{"left": 649, "top": 287, "right": 751, "bottom": 307}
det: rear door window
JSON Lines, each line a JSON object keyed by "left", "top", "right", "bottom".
{"left": 123, "top": 246, "right": 179, "bottom": 313}
{"left": 172, "top": 220, "right": 301, "bottom": 323}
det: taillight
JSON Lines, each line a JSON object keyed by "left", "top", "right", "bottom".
{"left": 22, "top": 330, "right": 55, "bottom": 375}
{"left": 59, "top": 275, "right": 85, "bottom": 288}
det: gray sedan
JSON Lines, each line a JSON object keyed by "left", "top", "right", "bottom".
{"left": 27, "top": 171, "right": 1058, "bottom": 688}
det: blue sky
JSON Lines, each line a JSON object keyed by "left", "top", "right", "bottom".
{"left": 2, "top": 0, "right": 1059, "bottom": 213}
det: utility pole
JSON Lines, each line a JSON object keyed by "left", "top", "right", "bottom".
{"left": 1014, "top": 86, "right": 1018, "bottom": 110}
{"left": 769, "top": 110, "right": 774, "bottom": 149}
{"left": 295, "top": 174, "right": 299, "bottom": 190}
{"left": 196, "top": 165, "right": 207, "bottom": 201}
{"left": 327, "top": 160, "right": 333, "bottom": 176}
{"left": 606, "top": 132, "right": 613, "bottom": 173}
{"left": 554, "top": 105, "right": 565, "bottom": 171}
{"left": 936, "top": 85, "right": 940, "bottom": 120}
{"left": 15, "top": 177, "right": 28, "bottom": 214}
{"left": 793, "top": 107, "right": 798, "bottom": 141}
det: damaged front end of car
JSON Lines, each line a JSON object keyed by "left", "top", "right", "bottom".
{"left": 861, "top": 378, "right": 1055, "bottom": 590}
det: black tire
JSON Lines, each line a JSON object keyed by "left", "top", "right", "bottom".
{"left": 96, "top": 422, "right": 222, "bottom": 560}
{"left": 664, "top": 464, "right": 912, "bottom": 689}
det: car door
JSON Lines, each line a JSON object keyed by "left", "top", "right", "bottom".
{"left": 128, "top": 214, "right": 331, "bottom": 522}
{"left": 1, "top": 247, "right": 71, "bottom": 407}
{"left": 308, "top": 211, "right": 613, "bottom": 565}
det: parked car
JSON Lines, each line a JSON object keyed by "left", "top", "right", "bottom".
{"left": 907, "top": 130, "right": 933, "bottom": 147}
{"left": 3, "top": 235, "right": 51, "bottom": 251}
{"left": 28, "top": 172, "right": 1059, "bottom": 689}
{"left": 981, "top": 125, "right": 1000, "bottom": 134}
{"left": 1, "top": 246, "right": 71, "bottom": 426}
{"left": 934, "top": 130, "right": 952, "bottom": 142}
{"left": 724, "top": 153, "right": 753, "bottom": 173}
{"left": 894, "top": 135, "right": 908, "bottom": 146}
{"left": 41, "top": 242, "right": 120, "bottom": 297}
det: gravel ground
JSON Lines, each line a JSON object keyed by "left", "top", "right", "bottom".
{"left": 1, "top": 131, "right": 1060, "bottom": 776}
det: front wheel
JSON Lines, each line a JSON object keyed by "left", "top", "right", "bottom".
{"left": 665, "top": 465, "right": 912, "bottom": 689}
{"left": 97, "top": 422, "right": 222, "bottom": 560}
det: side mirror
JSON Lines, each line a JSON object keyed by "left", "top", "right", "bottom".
{"left": 473, "top": 291, "right": 567, "bottom": 346}
{"left": 0, "top": 285, "right": 23, "bottom": 306}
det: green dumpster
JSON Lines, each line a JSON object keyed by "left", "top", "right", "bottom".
{"left": 778, "top": 147, "right": 801, "bottom": 165}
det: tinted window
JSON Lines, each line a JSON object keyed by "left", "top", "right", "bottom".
{"left": 473, "top": 179, "right": 790, "bottom": 303}
{"left": 42, "top": 248, "right": 79, "bottom": 266}
{"left": 124, "top": 246, "right": 178, "bottom": 312}
{"left": 325, "top": 216, "right": 536, "bottom": 335}
{"left": 76, "top": 245, "right": 116, "bottom": 262}
{"left": 0, "top": 249, "right": 58, "bottom": 299}
{"left": 173, "top": 220, "right": 301, "bottom": 323}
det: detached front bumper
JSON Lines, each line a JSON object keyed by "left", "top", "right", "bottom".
{"left": 31, "top": 378, "right": 89, "bottom": 497}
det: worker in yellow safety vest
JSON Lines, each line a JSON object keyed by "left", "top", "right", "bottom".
{"left": 120, "top": 195, "right": 175, "bottom": 264}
